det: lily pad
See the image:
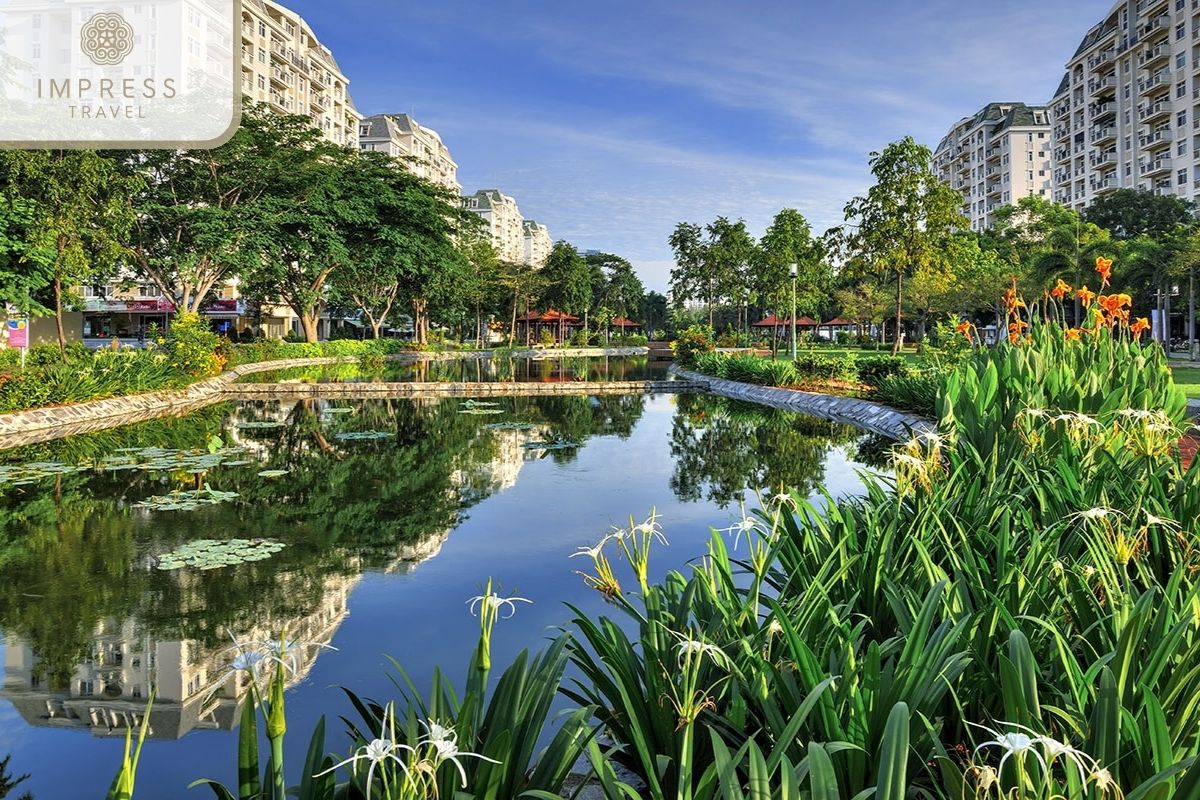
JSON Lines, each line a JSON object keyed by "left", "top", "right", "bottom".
{"left": 522, "top": 437, "right": 581, "bottom": 452}
{"left": 153, "top": 537, "right": 286, "bottom": 571}
{"left": 333, "top": 431, "right": 393, "bottom": 442}
{"left": 134, "top": 486, "right": 239, "bottom": 512}
{"left": 257, "top": 470, "right": 290, "bottom": 479}
{"left": 484, "top": 422, "right": 537, "bottom": 431}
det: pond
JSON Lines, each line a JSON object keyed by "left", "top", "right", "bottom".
{"left": 0, "top": 389, "right": 888, "bottom": 798}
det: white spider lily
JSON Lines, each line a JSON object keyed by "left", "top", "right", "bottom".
{"left": 570, "top": 537, "right": 611, "bottom": 560}
{"left": 467, "top": 592, "right": 531, "bottom": 619}
{"left": 718, "top": 515, "right": 760, "bottom": 549}
{"left": 968, "top": 721, "right": 1049, "bottom": 778}
{"left": 1040, "top": 738, "right": 1097, "bottom": 784}
{"left": 670, "top": 630, "right": 731, "bottom": 670}
{"left": 631, "top": 512, "right": 668, "bottom": 545}
{"left": 1069, "top": 506, "right": 1125, "bottom": 523}
{"left": 420, "top": 720, "right": 499, "bottom": 787}
{"left": 314, "top": 738, "right": 414, "bottom": 800}
{"left": 1051, "top": 412, "right": 1102, "bottom": 427}
{"left": 767, "top": 491, "right": 796, "bottom": 510}
{"left": 1144, "top": 511, "right": 1179, "bottom": 529}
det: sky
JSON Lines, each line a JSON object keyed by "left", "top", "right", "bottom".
{"left": 284, "top": 0, "right": 1111, "bottom": 292}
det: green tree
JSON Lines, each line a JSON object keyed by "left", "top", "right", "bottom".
{"left": 759, "top": 209, "right": 829, "bottom": 350}
{"left": 0, "top": 197, "right": 54, "bottom": 315}
{"left": 988, "top": 196, "right": 1110, "bottom": 303}
{"left": 541, "top": 242, "right": 591, "bottom": 341}
{"left": 496, "top": 259, "right": 545, "bottom": 344}
{"left": 456, "top": 226, "right": 502, "bottom": 346}
{"left": 586, "top": 252, "right": 646, "bottom": 337}
{"left": 706, "top": 217, "right": 758, "bottom": 335}
{"left": 1084, "top": 188, "right": 1195, "bottom": 240}
{"left": 668, "top": 222, "right": 714, "bottom": 327}
{"left": 0, "top": 150, "right": 140, "bottom": 356}
{"left": 126, "top": 103, "right": 314, "bottom": 314}
{"left": 641, "top": 291, "right": 669, "bottom": 337}
{"left": 840, "top": 137, "right": 967, "bottom": 354}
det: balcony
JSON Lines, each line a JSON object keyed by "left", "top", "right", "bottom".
{"left": 1152, "top": 182, "right": 1175, "bottom": 196}
{"left": 1089, "top": 150, "right": 1118, "bottom": 169}
{"left": 1138, "top": 99, "right": 1171, "bottom": 123}
{"left": 1089, "top": 49, "right": 1116, "bottom": 71}
{"left": 1137, "top": 41, "right": 1171, "bottom": 69}
{"left": 1055, "top": 124, "right": 1072, "bottom": 141}
{"left": 1089, "top": 75, "right": 1118, "bottom": 96}
{"left": 1054, "top": 101, "right": 1071, "bottom": 119}
{"left": 311, "top": 93, "right": 329, "bottom": 111}
{"left": 1141, "top": 155, "right": 1173, "bottom": 177}
{"left": 269, "top": 40, "right": 288, "bottom": 62}
{"left": 985, "top": 145, "right": 1002, "bottom": 161}
{"left": 1139, "top": 15, "right": 1171, "bottom": 39}
{"left": 1091, "top": 101, "right": 1116, "bottom": 121}
{"left": 1091, "top": 176, "right": 1119, "bottom": 195}
{"left": 1140, "top": 127, "right": 1173, "bottom": 148}
{"left": 269, "top": 66, "right": 289, "bottom": 87}
{"left": 241, "top": 22, "right": 255, "bottom": 42}
{"left": 1138, "top": 71, "right": 1171, "bottom": 94}
{"left": 985, "top": 164, "right": 1002, "bottom": 181}
{"left": 1089, "top": 125, "right": 1118, "bottom": 145}
{"left": 986, "top": 181, "right": 1002, "bottom": 197}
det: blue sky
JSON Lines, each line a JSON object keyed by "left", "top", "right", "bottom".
{"left": 287, "top": 0, "right": 1109, "bottom": 291}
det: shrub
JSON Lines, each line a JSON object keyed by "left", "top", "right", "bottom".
{"left": 538, "top": 329, "right": 555, "bottom": 347}
{"left": 855, "top": 354, "right": 910, "bottom": 385}
{"left": 759, "top": 358, "right": 797, "bottom": 386}
{"left": 794, "top": 352, "right": 857, "bottom": 381}
{"left": 871, "top": 371, "right": 939, "bottom": 415}
{"left": 672, "top": 325, "right": 714, "bottom": 366}
{"left": 692, "top": 351, "right": 729, "bottom": 379}
{"left": 166, "top": 313, "right": 223, "bottom": 378}
{"left": 722, "top": 354, "right": 766, "bottom": 384}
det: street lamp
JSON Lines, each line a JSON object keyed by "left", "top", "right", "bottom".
{"left": 789, "top": 264, "right": 798, "bottom": 360}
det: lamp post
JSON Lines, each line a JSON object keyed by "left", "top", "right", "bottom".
{"left": 789, "top": 264, "right": 798, "bottom": 360}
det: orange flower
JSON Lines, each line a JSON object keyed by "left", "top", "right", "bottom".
{"left": 1095, "top": 257, "right": 1113, "bottom": 287}
{"left": 1130, "top": 317, "right": 1150, "bottom": 337}
{"left": 1003, "top": 287, "right": 1026, "bottom": 313}
{"left": 1051, "top": 279, "right": 1072, "bottom": 301}
{"left": 1077, "top": 285, "right": 1096, "bottom": 308}
{"left": 1064, "top": 328, "right": 1081, "bottom": 341}
{"left": 955, "top": 320, "right": 973, "bottom": 344}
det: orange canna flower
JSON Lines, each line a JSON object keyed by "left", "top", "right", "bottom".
{"left": 1064, "top": 328, "right": 1082, "bottom": 341}
{"left": 1095, "top": 257, "right": 1114, "bottom": 287}
{"left": 955, "top": 320, "right": 973, "bottom": 344}
{"left": 1077, "top": 285, "right": 1096, "bottom": 308}
{"left": 1050, "top": 279, "right": 1072, "bottom": 301}
{"left": 1130, "top": 317, "right": 1150, "bottom": 337}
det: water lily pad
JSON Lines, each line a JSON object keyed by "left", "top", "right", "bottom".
{"left": 257, "top": 470, "right": 290, "bottom": 479}
{"left": 237, "top": 421, "right": 286, "bottom": 430}
{"left": 134, "top": 486, "right": 239, "bottom": 512}
{"left": 333, "top": 431, "right": 393, "bottom": 442}
{"left": 484, "top": 422, "right": 537, "bottom": 431}
{"left": 523, "top": 437, "right": 581, "bottom": 452}
{"left": 153, "top": 538, "right": 286, "bottom": 571}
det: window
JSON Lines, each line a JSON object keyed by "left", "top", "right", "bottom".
{"left": 1180, "top": 140, "right": 1188, "bottom": 156}
{"left": 132, "top": 686, "right": 142, "bottom": 699}
{"left": 258, "top": 47, "right": 266, "bottom": 63}
{"left": 1179, "top": 82, "right": 1188, "bottom": 99}
{"left": 1180, "top": 111, "right": 1189, "bottom": 127}
{"left": 80, "top": 681, "right": 94, "bottom": 696}
{"left": 1178, "top": 53, "right": 1188, "bottom": 70}
{"left": 1177, "top": 23, "right": 1186, "bottom": 40}
{"left": 259, "top": 21, "right": 266, "bottom": 36}
{"left": 1180, "top": 168, "right": 1189, "bottom": 185}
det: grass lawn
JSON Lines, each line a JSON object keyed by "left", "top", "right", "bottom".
{"left": 1171, "top": 366, "right": 1200, "bottom": 398}
{"left": 792, "top": 348, "right": 921, "bottom": 364}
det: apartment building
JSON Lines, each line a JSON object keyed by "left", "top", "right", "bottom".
{"left": 933, "top": 103, "right": 1054, "bottom": 231}
{"left": 358, "top": 113, "right": 462, "bottom": 194}
{"left": 463, "top": 189, "right": 527, "bottom": 263}
{"left": 239, "top": 0, "right": 361, "bottom": 147}
{"left": 522, "top": 220, "right": 552, "bottom": 268}
{"left": 1050, "top": 0, "right": 1200, "bottom": 210}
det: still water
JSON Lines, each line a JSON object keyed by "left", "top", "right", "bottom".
{"left": 0, "top": 388, "right": 885, "bottom": 798}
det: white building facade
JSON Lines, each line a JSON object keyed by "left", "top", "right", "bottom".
{"left": 358, "top": 113, "right": 461, "bottom": 193}
{"left": 463, "top": 189, "right": 526, "bottom": 263}
{"left": 522, "top": 220, "right": 552, "bottom": 268}
{"left": 933, "top": 102, "right": 1054, "bottom": 231}
{"left": 1050, "top": 0, "right": 1200, "bottom": 210}
{"left": 239, "top": 0, "right": 360, "bottom": 147}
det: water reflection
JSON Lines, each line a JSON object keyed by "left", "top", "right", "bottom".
{"left": 0, "top": 391, "right": 878, "bottom": 766}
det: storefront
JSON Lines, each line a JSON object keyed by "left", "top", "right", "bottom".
{"left": 202, "top": 299, "right": 247, "bottom": 337}
{"left": 83, "top": 299, "right": 176, "bottom": 340}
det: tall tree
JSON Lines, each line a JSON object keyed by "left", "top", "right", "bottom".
{"left": 840, "top": 137, "right": 968, "bottom": 354}
{"left": 126, "top": 102, "right": 318, "bottom": 314}
{"left": 641, "top": 291, "right": 669, "bottom": 337}
{"left": 759, "top": 209, "right": 830, "bottom": 348}
{"left": 668, "top": 222, "right": 714, "bottom": 327}
{"left": 0, "top": 197, "right": 54, "bottom": 316}
{"left": 541, "top": 242, "right": 591, "bottom": 341}
{"left": 706, "top": 217, "right": 758, "bottom": 334}
{"left": 1084, "top": 188, "right": 1194, "bottom": 240}
{"left": 586, "top": 252, "right": 646, "bottom": 336}
{"left": 0, "top": 150, "right": 139, "bottom": 356}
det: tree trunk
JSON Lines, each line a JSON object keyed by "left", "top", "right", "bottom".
{"left": 53, "top": 271, "right": 66, "bottom": 359}
{"left": 509, "top": 290, "right": 519, "bottom": 344}
{"left": 371, "top": 322, "right": 382, "bottom": 339}
{"left": 892, "top": 271, "right": 904, "bottom": 356}
{"left": 300, "top": 313, "right": 319, "bottom": 343}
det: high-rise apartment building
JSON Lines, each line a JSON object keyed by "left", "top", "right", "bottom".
{"left": 933, "top": 103, "right": 1054, "bottom": 231}
{"left": 239, "top": 0, "right": 360, "bottom": 147}
{"left": 463, "top": 190, "right": 526, "bottom": 263}
{"left": 1050, "top": 0, "right": 1200, "bottom": 210}
{"left": 522, "top": 220, "right": 552, "bottom": 268}
{"left": 358, "top": 113, "right": 461, "bottom": 193}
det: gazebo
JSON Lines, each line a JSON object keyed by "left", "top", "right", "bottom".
{"left": 753, "top": 315, "right": 818, "bottom": 336}
{"left": 609, "top": 316, "right": 643, "bottom": 334}
{"left": 515, "top": 309, "right": 583, "bottom": 343}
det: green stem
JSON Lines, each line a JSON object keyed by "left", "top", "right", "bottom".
{"left": 269, "top": 734, "right": 285, "bottom": 800}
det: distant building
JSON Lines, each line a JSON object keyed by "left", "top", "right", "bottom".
{"left": 463, "top": 189, "right": 526, "bottom": 263}
{"left": 1049, "top": 0, "right": 1200, "bottom": 210}
{"left": 933, "top": 102, "right": 1053, "bottom": 231}
{"left": 522, "top": 220, "right": 552, "bottom": 268}
{"left": 239, "top": 0, "right": 361, "bottom": 147}
{"left": 358, "top": 113, "right": 461, "bottom": 193}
